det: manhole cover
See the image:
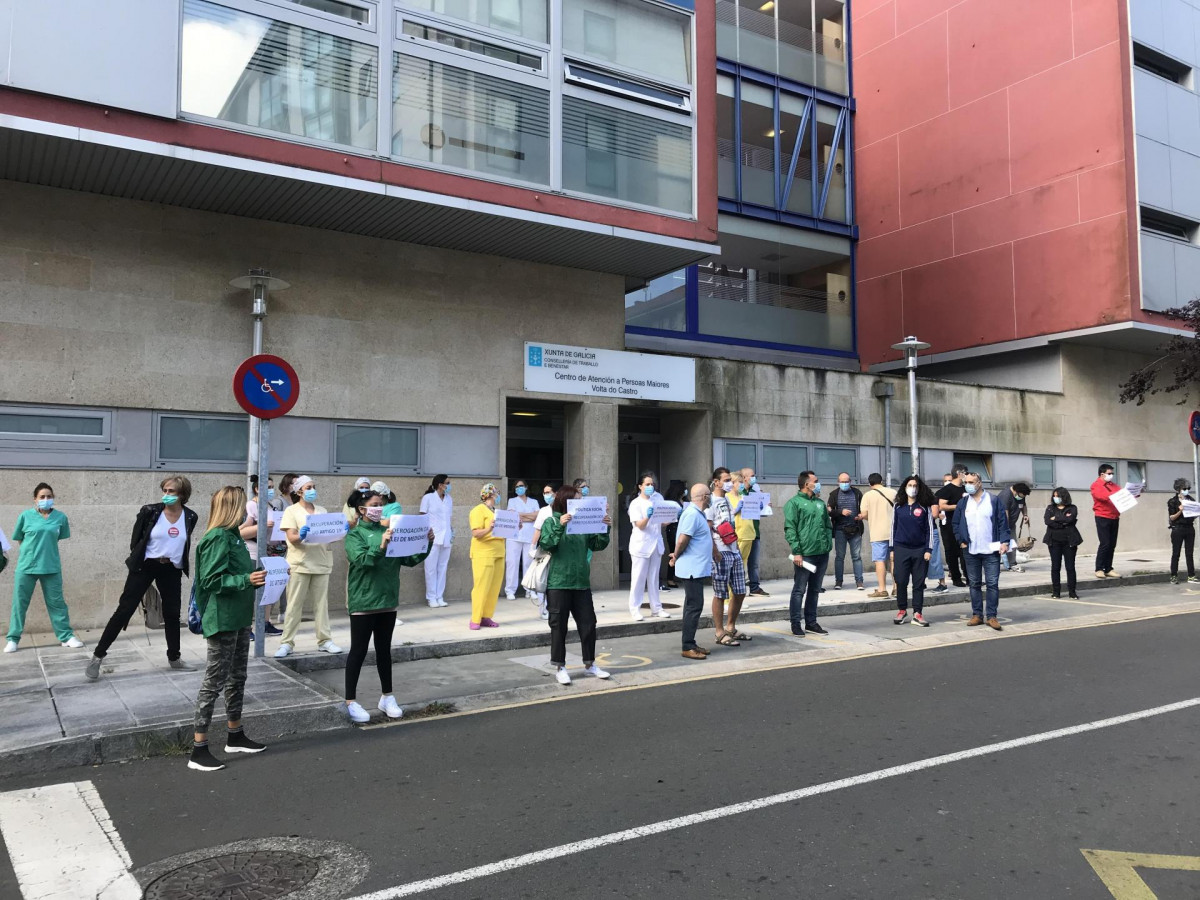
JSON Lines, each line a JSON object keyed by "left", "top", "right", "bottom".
{"left": 144, "top": 850, "right": 319, "bottom": 899}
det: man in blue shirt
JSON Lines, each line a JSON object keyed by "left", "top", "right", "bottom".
{"left": 669, "top": 483, "right": 719, "bottom": 660}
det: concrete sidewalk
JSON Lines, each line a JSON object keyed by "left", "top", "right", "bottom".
{"left": 0, "top": 547, "right": 1176, "bottom": 776}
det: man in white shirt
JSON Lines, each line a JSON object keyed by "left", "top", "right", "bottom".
{"left": 504, "top": 480, "right": 541, "bottom": 600}
{"left": 951, "top": 472, "right": 1012, "bottom": 631}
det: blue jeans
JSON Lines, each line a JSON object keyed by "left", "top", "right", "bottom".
{"left": 833, "top": 530, "right": 863, "bottom": 585}
{"left": 963, "top": 552, "right": 1001, "bottom": 620}
{"left": 747, "top": 538, "right": 761, "bottom": 591}
{"left": 789, "top": 552, "right": 829, "bottom": 629}
{"left": 927, "top": 525, "right": 944, "bottom": 581}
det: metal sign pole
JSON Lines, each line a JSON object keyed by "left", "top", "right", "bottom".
{"left": 1194, "top": 443, "right": 1198, "bottom": 499}
{"left": 254, "top": 419, "right": 269, "bottom": 659}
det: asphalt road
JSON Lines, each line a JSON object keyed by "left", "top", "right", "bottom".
{"left": 3, "top": 597, "right": 1200, "bottom": 899}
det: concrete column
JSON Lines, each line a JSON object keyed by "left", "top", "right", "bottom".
{"left": 659, "top": 409, "right": 713, "bottom": 491}
{"left": 565, "top": 400, "right": 619, "bottom": 589}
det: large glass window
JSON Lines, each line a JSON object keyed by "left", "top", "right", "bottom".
{"left": 762, "top": 443, "right": 808, "bottom": 478}
{"left": 625, "top": 269, "right": 687, "bottom": 331}
{"left": 393, "top": 53, "right": 550, "bottom": 184}
{"left": 715, "top": 0, "right": 846, "bottom": 93}
{"left": 335, "top": 423, "right": 420, "bottom": 469}
{"left": 724, "top": 442, "right": 757, "bottom": 473}
{"left": 814, "top": 446, "right": 856, "bottom": 480}
{"left": 1032, "top": 457, "right": 1055, "bottom": 488}
{"left": 182, "top": 0, "right": 378, "bottom": 150}
{"left": 562, "top": 96, "right": 692, "bottom": 213}
{"left": 739, "top": 82, "right": 775, "bottom": 208}
{"left": 158, "top": 415, "right": 249, "bottom": 463}
{"left": 717, "top": 74, "right": 736, "bottom": 199}
{"left": 403, "top": 0, "right": 548, "bottom": 42}
{"left": 0, "top": 409, "right": 106, "bottom": 440}
{"left": 563, "top": 0, "right": 692, "bottom": 85}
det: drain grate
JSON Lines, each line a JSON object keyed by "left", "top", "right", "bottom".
{"left": 144, "top": 850, "right": 319, "bottom": 899}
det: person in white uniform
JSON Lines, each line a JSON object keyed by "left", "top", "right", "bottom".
{"left": 628, "top": 471, "right": 671, "bottom": 621}
{"left": 504, "top": 480, "right": 540, "bottom": 600}
{"left": 420, "top": 474, "right": 453, "bottom": 607}
{"left": 530, "top": 484, "right": 557, "bottom": 619}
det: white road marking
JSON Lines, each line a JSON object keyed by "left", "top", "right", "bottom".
{"left": 0, "top": 781, "right": 141, "bottom": 900}
{"left": 349, "top": 696, "right": 1200, "bottom": 899}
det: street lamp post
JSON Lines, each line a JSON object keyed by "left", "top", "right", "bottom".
{"left": 229, "top": 269, "right": 290, "bottom": 658}
{"left": 890, "top": 336, "right": 931, "bottom": 478}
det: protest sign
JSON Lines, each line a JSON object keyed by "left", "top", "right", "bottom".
{"left": 258, "top": 557, "right": 289, "bottom": 607}
{"left": 387, "top": 515, "right": 431, "bottom": 557}
{"left": 304, "top": 512, "right": 349, "bottom": 544}
{"left": 491, "top": 509, "right": 520, "bottom": 541}
{"left": 1109, "top": 488, "right": 1138, "bottom": 514}
{"left": 649, "top": 502, "right": 681, "bottom": 525}
{"left": 566, "top": 497, "right": 608, "bottom": 534}
{"left": 739, "top": 493, "right": 771, "bottom": 520}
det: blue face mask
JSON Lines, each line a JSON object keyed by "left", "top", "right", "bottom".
{"left": 964, "top": 483, "right": 978, "bottom": 496}
{"left": 750, "top": 476, "right": 757, "bottom": 487}
{"left": 36, "top": 498, "right": 54, "bottom": 511}
{"left": 642, "top": 484, "right": 654, "bottom": 496}
{"left": 812, "top": 482, "right": 822, "bottom": 495}
{"left": 303, "top": 488, "right": 318, "bottom": 502}
{"left": 443, "top": 483, "right": 451, "bottom": 495}
{"left": 543, "top": 493, "right": 554, "bottom": 505}
{"left": 838, "top": 482, "right": 851, "bottom": 492}
{"left": 161, "top": 494, "right": 178, "bottom": 505}
{"left": 267, "top": 489, "right": 275, "bottom": 500}
{"left": 515, "top": 486, "right": 526, "bottom": 497}
{"left": 580, "top": 486, "right": 590, "bottom": 497}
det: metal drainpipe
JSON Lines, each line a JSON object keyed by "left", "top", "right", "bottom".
{"left": 872, "top": 381, "right": 895, "bottom": 486}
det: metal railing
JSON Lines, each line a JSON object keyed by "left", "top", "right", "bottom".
{"left": 716, "top": 0, "right": 847, "bottom": 92}
{"left": 698, "top": 271, "right": 848, "bottom": 316}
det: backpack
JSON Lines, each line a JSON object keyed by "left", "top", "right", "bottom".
{"left": 141, "top": 584, "right": 165, "bottom": 630}
{"left": 187, "top": 581, "right": 204, "bottom": 635}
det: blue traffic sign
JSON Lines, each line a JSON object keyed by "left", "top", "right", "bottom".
{"left": 1190, "top": 410, "right": 1200, "bottom": 446}
{"left": 233, "top": 354, "right": 300, "bottom": 419}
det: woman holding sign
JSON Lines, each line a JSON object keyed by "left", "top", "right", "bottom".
{"left": 1168, "top": 478, "right": 1198, "bottom": 584}
{"left": 275, "top": 476, "right": 341, "bottom": 658}
{"left": 343, "top": 490, "right": 432, "bottom": 723}
{"left": 628, "top": 472, "right": 670, "bottom": 621}
{"left": 539, "top": 485, "right": 612, "bottom": 685}
{"left": 469, "top": 483, "right": 506, "bottom": 630}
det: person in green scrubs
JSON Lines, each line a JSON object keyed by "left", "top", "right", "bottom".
{"left": 343, "top": 490, "right": 432, "bottom": 724}
{"left": 6, "top": 483, "right": 83, "bottom": 652}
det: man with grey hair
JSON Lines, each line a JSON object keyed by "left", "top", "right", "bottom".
{"left": 952, "top": 472, "right": 1012, "bottom": 630}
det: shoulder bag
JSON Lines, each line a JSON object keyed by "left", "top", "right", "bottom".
{"left": 522, "top": 548, "right": 552, "bottom": 594}
{"left": 141, "top": 583, "right": 165, "bottom": 630}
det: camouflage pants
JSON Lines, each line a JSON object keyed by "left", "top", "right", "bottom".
{"left": 193, "top": 627, "right": 251, "bottom": 732}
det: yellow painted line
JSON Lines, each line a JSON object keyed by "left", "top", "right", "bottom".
{"left": 1048, "top": 597, "right": 1137, "bottom": 610}
{"left": 594, "top": 652, "right": 652, "bottom": 669}
{"left": 1082, "top": 848, "right": 1200, "bottom": 899}
{"left": 379, "top": 605, "right": 1200, "bottom": 727}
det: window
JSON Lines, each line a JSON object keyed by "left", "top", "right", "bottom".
{"left": 1141, "top": 207, "right": 1197, "bottom": 243}
{"left": 562, "top": 96, "right": 692, "bottom": 213}
{"left": 157, "top": 415, "right": 248, "bottom": 465}
{"left": 900, "top": 450, "right": 913, "bottom": 478}
{"left": 1032, "top": 457, "right": 1055, "bottom": 488}
{"left": 1133, "top": 42, "right": 1191, "bottom": 85}
{"left": 583, "top": 11, "right": 616, "bottom": 59}
{"left": 182, "top": 0, "right": 378, "bottom": 151}
{"left": 276, "top": 0, "right": 373, "bottom": 24}
{"left": 335, "top": 423, "right": 420, "bottom": 470}
{"left": 761, "top": 443, "right": 808, "bottom": 478}
{"left": 625, "top": 269, "right": 688, "bottom": 331}
{"left": 392, "top": 53, "right": 550, "bottom": 185}
{"left": 813, "top": 447, "right": 856, "bottom": 480}
{"left": 405, "top": 0, "right": 548, "bottom": 43}
{"left": 1126, "top": 461, "right": 1146, "bottom": 486}
{"left": 564, "top": 0, "right": 692, "bottom": 85}
{"left": 716, "top": 0, "right": 847, "bottom": 93}
{"left": 724, "top": 442, "right": 757, "bottom": 473}
{"left": 954, "top": 453, "right": 992, "bottom": 483}
{"left": 0, "top": 406, "right": 112, "bottom": 448}
{"left": 400, "top": 20, "right": 543, "bottom": 69}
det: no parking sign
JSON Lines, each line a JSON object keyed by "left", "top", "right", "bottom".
{"left": 232, "top": 354, "right": 300, "bottom": 419}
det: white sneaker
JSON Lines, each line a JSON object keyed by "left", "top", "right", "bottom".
{"left": 428, "top": 599, "right": 439, "bottom": 608}
{"left": 630, "top": 611, "right": 645, "bottom": 622}
{"left": 437, "top": 599, "right": 449, "bottom": 608}
{"left": 273, "top": 643, "right": 293, "bottom": 658}
{"left": 506, "top": 594, "right": 516, "bottom": 601}
{"left": 346, "top": 701, "right": 370, "bottom": 723}
{"left": 555, "top": 667, "right": 572, "bottom": 685}
{"left": 377, "top": 695, "right": 403, "bottom": 719}
{"left": 3, "top": 641, "right": 16, "bottom": 653}
{"left": 318, "top": 640, "right": 342, "bottom": 654}
{"left": 61, "top": 637, "right": 84, "bottom": 649}
{"left": 655, "top": 610, "right": 672, "bottom": 619}
{"left": 584, "top": 664, "right": 610, "bottom": 680}
{"left": 539, "top": 598, "right": 549, "bottom": 620}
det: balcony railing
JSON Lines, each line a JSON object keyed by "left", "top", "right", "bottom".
{"left": 716, "top": 0, "right": 847, "bottom": 94}
{"left": 697, "top": 271, "right": 852, "bottom": 351}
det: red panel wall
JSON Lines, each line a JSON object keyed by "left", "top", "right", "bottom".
{"left": 851, "top": 0, "right": 1136, "bottom": 367}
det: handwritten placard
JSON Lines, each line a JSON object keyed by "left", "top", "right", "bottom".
{"left": 491, "top": 509, "right": 521, "bottom": 541}
{"left": 259, "top": 556, "right": 289, "bottom": 607}
{"left": 1109, "top": 488, "right": 1138, "bottom": 514}
{"left": 387, "top": 515, "right": 430, "bottom": 557}
{"left": 304, "top": 512, "right": 349, "bottom": 544}
{"left": 1124, "top": 482, "right": 1144, "bottom": 498}
{"left": 566, "top": 497, "right": 608, "bottom": 534}
{"left": 739, "top": 493, "right": 771, "bottom": 520}
{"left": 649, "top": 502, "right": 681, "bottom": 525}
{"left": 1182, "top": 499, "right": 1200, "bottom": 519}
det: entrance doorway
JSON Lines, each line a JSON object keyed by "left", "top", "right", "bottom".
{"left": 505, "top": 400, "right": 565, "bottom": 493}
{"left": 616, "top": 409, "right": 691, "bottom": 581}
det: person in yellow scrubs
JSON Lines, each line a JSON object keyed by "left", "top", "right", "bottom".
{"left": 468, "top": 483, "right": 506, "bottom": 630}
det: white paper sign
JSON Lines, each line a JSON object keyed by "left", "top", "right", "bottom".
{"left": 739, "top": 493, "right": 771, "bottom": 520}
{"left": 800, "top": 559, "right": 817, "bottom": 573}
{"left": 1109, "top": 488, "right": 1138, "bottom": 514}
{"left": 1124, "top": 482, "right": 1144, "bottom": 498}
{"left": 386, "top": 515, "right": 430, "bottom": 557}
{"left": 1182, "top": 499, "right": 1200, "bottom": 519}
{"left": 649, "top": 502, "right": 682, "bottom": 525}
{"left": 566, "top": 497, "right": 609, "bottom": 534}
{"left": 0, "top": 527, "right": 9, "bottom": 554}
{"left": 524, "top": 342, "right": 695, "bottom": 402}
{"left": 988, "top": 541, "right": 1004, "bottom": 553}
{"left": 269, "top": 515, "right": 285, "bottom": 543}
{"left": 259, "top": 557, "right": 290, "bottom": 607}
{"left": 491, "top": 509, "right": 521, "bottom": 540}
{"left": 304, "top": 512, "right": 349, "bottom": 544}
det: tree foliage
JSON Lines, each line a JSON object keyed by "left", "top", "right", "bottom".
{"left": 1119, "top": 299, "right": 1200, "bottom": 406}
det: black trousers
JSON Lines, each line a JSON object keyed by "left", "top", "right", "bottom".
{"left": 547, "top": 589, "right": 597, "bottom": 667}
{"left": 1048, "top": 543, "right": 1077, "bottom": 595}
{"left": 345, "top": 610, "right": 397, "bottom": 700}
{"left": 95, "top": 560, "right": 182, "bottom": 661}
{"left": 1171, "top": 527, "right": 1196, "bottom": 577}
{"left": 680, "top": 577, "right": 705, "bottom": 650}
{"left": 939, "top": 523, "right": 964, "bottom": 583}
{"left": 893, "top": 545, "right": 929, "bottom": 613}
{"left": 1095, "top": 517, "right": 1119, "bottom": 573}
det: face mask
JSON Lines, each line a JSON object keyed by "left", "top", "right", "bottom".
{"left": 1103, "top": 473, "right": 1114, "bottom": 482}
{"left": 739, "top": 484, "right": 749, "bottom": 495}
{"left": 812, "top": 482, "right": 822, "bottom": 495}
{"left": 363, "top": 507, "right": 383, "bottom": 523}
{"left": 750, "top": 477, "right": 757, "bottom": 487}
{"left": 642, "top": 484, "right": 654, "bottom": 497}
{"left": 580, "top": 486, "right": 589, "bottom": 497}
{"left": 721, "top": 481, "right": 733, "bottom": 493}
{"left": 36, "top": 498, "right": 54, "bottom": 511}
{"left": 515, "top": 486, "right": 526, "bottom": 497}
{"left": 964, "top": 484, "right": 978, "bottom": 496}
{"left": 443, "top": 483, "right": 451, "bottom": 495}
{"left": 1181, "top": 489, "right": 1190, "bottom": 497}
{"left": 267, "top": 489, "right": 275, "bottom": 500}
{"left": 303, "top": 488, "right": 317, "bottom": 502}
{"left": 1052, "top": 496, "right": 1062, "bottom": 505}
{"left": 906, "top": 486, "right": 918, "bottom": 498}
{"left": 839, "top": 483, "right": 851, "bottom": 492}
{"left": 161, "top": 494, "right": 178, "bottom": 505}
{"left": 543, "top": 493, "right": 554, "bottom": 505}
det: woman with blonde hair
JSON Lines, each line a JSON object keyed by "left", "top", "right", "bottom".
{"left": 189, "top": 485, "right": 268, "bottom": 772}
{"left": 468, "top": 483, "right": 506, "bottom": 630}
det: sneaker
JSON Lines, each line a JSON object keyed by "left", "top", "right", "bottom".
{"left": 168, "top": 658, "right": 193, "bottom": 671}
{"left": 894, "top": 610, "right": 908, "bottom": 625}
{"left": 931, "top": 584, "right": 949, "bottom": 594}
{"left": 856, "top": 582, "right": 865, "bottom": 591}
{"left": 274, "top": 643, "right": 293, "bottom": 658}
{"left": 555, "top": 667, "right": 572, "bottom": 685}
{"left": 807, "top": 623, "right": 829, "bottom": 635}
{"left": 61, "top": 637, "right": 84, "bottom": 649}
{"left": 659, "top": 584, "right": 672, "bottom": 592}
{"left": 480, "top": 618, "right": 500, "bottom": 628}
{"left": 1050, "top": 593, "right": 1061, "bottom": 599}
{"left": 428, "top": 599, "right": 440, "bottom": 608}
{"left": 655, "top": 610, "right": 672, "bottom": 619}
{"left": 378, "top": 695, "right": 403, "bottom": 719}
{"left": 85, "top": 656, "right": 101, "bottom": 681}
{"left": 834, "top": 583, "right": 843, "bottom": 590}
{"left": 225, "top": 730, "right": 266, "bottom": 754}
{"left": 187, "top": 744, "right": 226, "bottom": 772}
{"left": 505, "top": 594, "right": 516, "bottom": 601}
{"left": 631, "top": 612, "right": 645, "bottom": 622}
{"left": 750, "top": 588, "right": 770, "bottom": 597}
{"left": 318, "top": 640, "right": 342, "bottom": 654}
{"left": 346, "top": 701, "right": 371, "bottom": 723}
{"left": 1069, "top": 593, "right": 1080, "bottom": 599}
{"left": 1171, "top": 576, "right": 1179, "bottom": 584}
{"left": 912, "top": 613, "right": 929, "bottom": 627}
{"left": 1011, "top": 566, "right": 1026, "bottom": 574}
{"left": 1190, "top": 576, "right": 1200, "bottom": 584}
{"left": 584, "top": 664, "right": 611, "bottom": 679}
{"left": 436, "top": 599, "right": 449, "bottom": 607}
{"left": 3, "top": 641, "right": 16, "bottom": 653}
{"left": 264, "top": 622, "right": 283, "bottom": 636}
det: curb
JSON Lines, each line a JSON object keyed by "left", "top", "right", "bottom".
{"left": 277, "top": 572, "right": 1172, "bottom": 675}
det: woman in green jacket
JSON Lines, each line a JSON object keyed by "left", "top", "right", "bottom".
{"left": 343, "top": 490, "right": 432, "bottom": 723}
{"left": 189, "top": 485, "right": 268, "bottom": 773}
{"left": 538, "top": 484, "right": 613, "bottom": 686}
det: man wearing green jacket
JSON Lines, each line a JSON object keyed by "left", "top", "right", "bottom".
{"left": 784, "top": 470, "right": 833, "bottom": 636}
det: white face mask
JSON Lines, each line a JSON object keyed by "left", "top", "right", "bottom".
{"left": 905, "top": 486, "right": 918, "bottom": 498}
{"left": 1103, "top": 473, "right": 1114, "bottom": 482}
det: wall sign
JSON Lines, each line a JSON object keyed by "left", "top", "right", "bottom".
{"left": 524, "top": 343, "right": 695, "bottom": 402}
